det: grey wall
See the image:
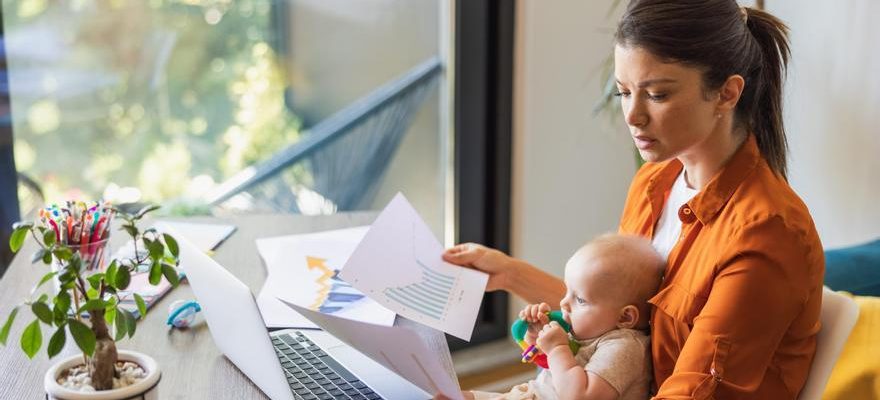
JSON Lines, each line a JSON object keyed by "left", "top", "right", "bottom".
{"left": 511, "top": 0, "right": 635, "bottom": 281}
{"left": 767, "top": 0, "right": 880, "bottom": 249}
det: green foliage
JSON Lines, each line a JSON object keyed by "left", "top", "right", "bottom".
{"left": 5, "top": 1, "right": 302, "bottom": 207}
{"left": 68, "top": 319, "right": 96, "bottom": 357}
{"left": 9, "top": 226, "right": 28, "bottom": 253}
{"left": 21, "top": 320, "right": 42, "bottom": 359}
{"left": 2, "top": 203, "right": 181, "bottom": 361}
{"left": 47, "top": 325, "right": 66, "bottom": 358}
{"left": 0, "top": 307, "right": 18, "bottom": 345}
{"left": 133, "top": 294, "right": 147, "bottom": 320}
{"left": 31, "top": 302, "right": 53, "bottom": 325}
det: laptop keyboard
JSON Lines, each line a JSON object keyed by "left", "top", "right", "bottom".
{"left": 272, "top": 332, "right": 384, "bottom": 400}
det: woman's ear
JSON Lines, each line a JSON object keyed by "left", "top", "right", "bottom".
{"left": 617, "top": 305, "right": 640, "bottom": 329}
{"left": 717, "top": 74, "right": 745, "bottom": 114}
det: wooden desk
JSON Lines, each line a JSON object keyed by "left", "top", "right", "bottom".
{"left": 0, "top": 213, "right": 455, "bottom": 399}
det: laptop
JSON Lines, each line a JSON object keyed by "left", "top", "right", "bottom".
{"left": 173, "top": 230, "right": 429, "bottom": 400}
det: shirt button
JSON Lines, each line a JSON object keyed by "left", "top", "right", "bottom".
{"left": 678, "top": 205, "right": 696, "bottom": 223}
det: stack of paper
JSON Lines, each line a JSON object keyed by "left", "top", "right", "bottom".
{"left": 255, "top": 227, "right": 396, "bottom": 328}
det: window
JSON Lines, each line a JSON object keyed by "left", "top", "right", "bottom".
{"left": 4, "top": 0, "right": 448, "bottom": 237}
{"left": 1, "top": 0, "right": 512, "bottom": 348}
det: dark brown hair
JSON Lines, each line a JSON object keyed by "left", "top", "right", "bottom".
{"left": 616, "top": 0, "right": 791, "bottom": 178}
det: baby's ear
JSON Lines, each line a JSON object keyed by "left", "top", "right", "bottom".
{"left": 617, "top": 305, "right": 639, "bottom": 329}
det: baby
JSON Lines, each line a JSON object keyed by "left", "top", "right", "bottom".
{"left": 470, "top": 233, "right": 665, "bottom": 400}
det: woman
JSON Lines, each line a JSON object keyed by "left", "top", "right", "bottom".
{"left": 444, "top": 1, "right": 824, "bottom": 398}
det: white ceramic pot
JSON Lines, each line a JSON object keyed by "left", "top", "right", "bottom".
{"left": 44, "top": 350, "right": 161, "bottom": 400}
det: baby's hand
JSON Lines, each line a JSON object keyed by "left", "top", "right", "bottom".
{"left": 536, "top": 321, "right": 568, "bottom": 353}
{"left": 519, "top": 303, "right": 551, "bottom": 345}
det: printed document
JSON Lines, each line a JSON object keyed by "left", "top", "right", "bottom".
{"left": 339, "top": 193, "right": 488, "bottom": 341}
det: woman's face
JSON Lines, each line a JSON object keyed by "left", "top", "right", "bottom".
{"left": 613, "top": 45, "right": 722, "bottom": 163}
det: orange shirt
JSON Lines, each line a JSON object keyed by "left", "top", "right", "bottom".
{"left": 619, "top": 135, "right": 824, "bottom": 399}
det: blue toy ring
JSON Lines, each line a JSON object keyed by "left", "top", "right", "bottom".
{"left": 167, "top": 300, "right": 201, "bottom": 328}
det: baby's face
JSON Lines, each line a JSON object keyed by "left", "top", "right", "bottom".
{"left": 559, "top": 253, "right": 623, "bottom": 340}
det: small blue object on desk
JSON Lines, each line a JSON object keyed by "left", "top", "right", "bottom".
{"left": 167, "top": 299, "right": 201, "bottom": 328}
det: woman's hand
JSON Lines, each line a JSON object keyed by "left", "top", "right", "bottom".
{"left": 537, "top": 321, "right": 569, "bottom": 354}
{"left": 519, "top": 303, "right": 551, "bottom": 345}
{"left": 443, "top": 243, "right": 515, "bottom": 292}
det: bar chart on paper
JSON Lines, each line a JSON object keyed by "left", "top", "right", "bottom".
{"left": 340, "top": 193, "right": 488, "bottom": 341}
{"left": 383, "top": 253, "right": 456, "bottom": 320}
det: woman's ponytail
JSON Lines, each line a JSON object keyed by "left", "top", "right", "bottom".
{"left": 743, "top": 7, "right": 791, "bottom": 179}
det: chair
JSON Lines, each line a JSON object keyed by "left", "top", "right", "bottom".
{"left": 798, "top": 286, "right": 860, "bottom": 400}
{"left": 206, "top": 57, "right": 443, "bottom": 213}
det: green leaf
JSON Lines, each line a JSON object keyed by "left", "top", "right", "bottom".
{"left": 114, "top": 307, "right": 127, "bottom": 341}
{"left": 53, "top": 306, "right": 66, "bottom": 326}
{"left": 52, "top": 248, "right": 73, "bottom": 262}
{"left": 10, "top": 226, "right": 29, "bottom": 253}
{"left": 104, "top": 306, "right": 116, "bottom": 327}
{"left": 54, "top": 291, "right": 71, "bottom": 312}
{"left": 121, "top": 224, "right": 138, "bottom": 238}
{"left": 20, "top": 319, "right": 42, "bottom": 359}
{"left": 105, "top": 261, "right": 118, "bottom": 288}
{"left": 53, "top": 292, "right": 71, "bottom": 326}
{"left": 31, "top": 302, "right": 53, "bottom": 325}
{"left": 124, "top": 309, "right": 137, "bottom": 338}
{"left": 115, "top": 309, "right": 136, "bottom": 340}
{"left": 42, "top": 250, "right": 53, "bottom": 265}
{"left": 42, "top": 230, "right": 56, "bottom": 247}
{"left": 86, "top": 273, "right": 105, "bottom": 290}
{"left": 68, "top": 319, "right": 96, "bottom": 356}
{"left": 47, "top": 325, "right": 66, "bottom": 358}
{"left": 0, "top": 307, "right": 19, "bottom": 345}
{"left": 134, "top": 204, "right": 161, "bottom": 219}
{"left": 133, "top": 294, "right": 147, "bottom": 319}
{"left": 37, "top": 293, "right": 49, "bottom": 304}
{"left": 105, "top": 295, "right": 118, "bottom": 309}
{"left": 161, "top": 263, "right": 180, "bottom": 287}
{"left": 32, "top": 271, "right": 58, "bottom": 293}
{"left": 115, "top": 266, "right": 131, "bottom": 290}
{"left": 86, "top": 288, "right": 99, "bottom": 300}
{"left": 146, "top": 239, "right": 164, "bottom": 262}
{"left": 77, "top": 299, "right": 106, "bottom": 314}
{"left": 163, "top": 234, "right": 179, "bottom": 257}
{"left": 30, "top": 249, "right": 47, "bottom": 264}
{"left": 148, "top": 262, "right": 162, "bottom": 285}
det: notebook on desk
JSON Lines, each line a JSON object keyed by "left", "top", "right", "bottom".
{"left": 172, "top": 227, "right": 432, "bottom": 400}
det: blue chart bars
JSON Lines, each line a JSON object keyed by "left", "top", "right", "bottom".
{"left": 319, "top": 270, "right": 366, "bottom": 313}
{"left": 383, "top": 258, "right": 454, "bottom": 320}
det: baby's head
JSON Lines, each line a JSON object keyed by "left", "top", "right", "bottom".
{"left": 560, "top": 233, "right": 665, "bottom": 340}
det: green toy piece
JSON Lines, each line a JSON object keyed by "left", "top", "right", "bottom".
{"left": 511, "top": 310, "right": 580, "bottom": 368}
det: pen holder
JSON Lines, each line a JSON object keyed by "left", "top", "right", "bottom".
{"left": 51, "top": 237, "right": 110, "bottom": 293}
{"left": 510, "top": 310, "right": 580, "bottom": 369}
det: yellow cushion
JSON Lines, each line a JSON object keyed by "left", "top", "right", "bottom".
{"left": 823, "top": 294, "right": 880, "bottom": 399}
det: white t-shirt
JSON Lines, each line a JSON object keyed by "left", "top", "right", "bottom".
{"left": 652, "top": 170, "right": 699, "bottom": 261}
{"left": 472, "top": 329, "right": 652, "bottom": 400}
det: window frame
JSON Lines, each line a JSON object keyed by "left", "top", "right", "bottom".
{"left": 450, "top": 0, "right": 514, "bottom": 349}
{"left": 0, "top": 2, "right": 21, "bottom": 275}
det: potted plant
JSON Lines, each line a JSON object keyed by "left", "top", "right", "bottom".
{"left": 0, "top": 202, "right": 180, "bottom": 399}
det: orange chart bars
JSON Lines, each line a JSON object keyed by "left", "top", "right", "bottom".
{"left": 307, "top": 256, "right": 365, "bottom": 313}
